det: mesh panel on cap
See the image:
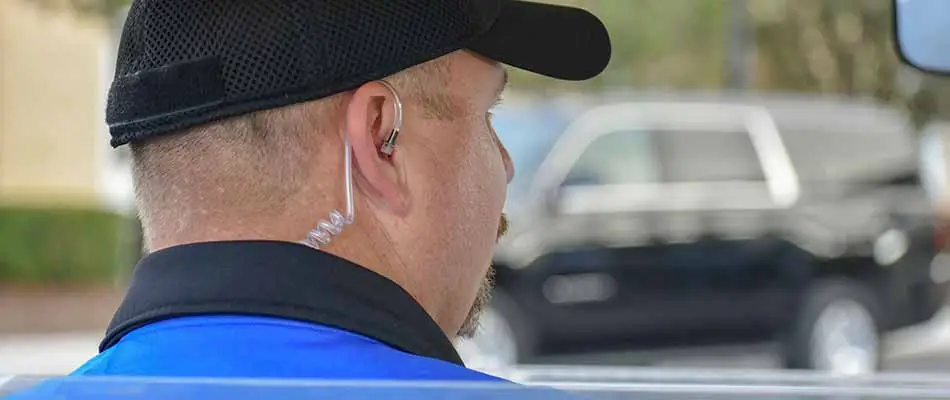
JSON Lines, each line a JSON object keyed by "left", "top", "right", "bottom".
{"left": 107, "top": 0, "right": 494, "bottom": 147}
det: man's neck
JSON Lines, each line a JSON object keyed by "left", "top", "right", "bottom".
{"left": 146, "top": 221, "right": 458, "bottom": 343}
{"left": 329, "top": 227, "right": 458, "bottom": 342}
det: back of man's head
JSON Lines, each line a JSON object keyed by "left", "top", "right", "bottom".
{"left": 108, "top": 0, "right": 609, "bottom": 342}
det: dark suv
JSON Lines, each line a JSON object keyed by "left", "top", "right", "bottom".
{"left": 463, "top": 93, "right": 949, "bottom": 375}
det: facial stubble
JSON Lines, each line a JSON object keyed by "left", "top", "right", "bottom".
{"left": 456, "top": 213, "right": 508, "bottom": 338}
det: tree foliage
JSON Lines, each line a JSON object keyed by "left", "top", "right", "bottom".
{"left": 746, "top": 0, "right": 950, "bottom": 130}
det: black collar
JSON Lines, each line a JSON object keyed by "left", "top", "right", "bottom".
{"left": 101, "top": 240, "right": 464, "bottom": 366}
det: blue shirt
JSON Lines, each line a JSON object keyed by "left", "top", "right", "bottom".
{"left": 72, "top": 315, "right": 500, "bottom": 381}
{"left": 3, "top": 242, "right": 575, "bottom": 399}
{"left": 5, "top": 316, "right": 581, "bottom": 399}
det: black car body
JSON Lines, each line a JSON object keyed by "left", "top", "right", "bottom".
{"left": 472, "top": 93, "right": 950, "bottom": 373}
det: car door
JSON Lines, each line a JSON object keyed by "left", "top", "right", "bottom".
{"left": 526, "top": 122, "right": 676, "bottom": 345}
{"left": 544, "top": 118, "right": 788, "bottom": 346}
{"left": 523, "top": 103, "right": 798, "bottom": 349}
{"left": 641, "top": 108, "right": 799, "bottom": 341}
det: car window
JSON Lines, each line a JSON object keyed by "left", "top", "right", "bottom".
{"left": 562, "top": 130, "right": 659, "bottom": 187}
{"left": 494, "top": 104, "right": 575, "bottom": 198}
{"left": 656, "top": 129, "right": 766, "bottom": 183}
{"left": 780, "top": 129, "right": 917, "bottom": 183}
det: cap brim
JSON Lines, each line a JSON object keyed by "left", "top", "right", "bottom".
{"left": 467, "top": 0, "right": 612, "bottom": 81}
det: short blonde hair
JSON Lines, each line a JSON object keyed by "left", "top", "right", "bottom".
{"left": 130, "top": 56, "right": 460, "bottom": 248}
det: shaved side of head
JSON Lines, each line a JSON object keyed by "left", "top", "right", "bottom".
{"left": 129, "top": 100, "right": 330, "bottom": 250}
{"left": 130, "top": 55, "right": 463, "bottom": 251}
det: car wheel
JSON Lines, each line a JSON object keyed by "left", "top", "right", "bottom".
{"left": 464, "top": 290, "right": 534, "bottom": 368}
{"left": 782, "top": 278, "right": 882, "bottom": 376}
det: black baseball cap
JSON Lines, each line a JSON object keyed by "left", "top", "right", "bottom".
{"left": 106, "top": 0, "right": 612, "bottom": 148}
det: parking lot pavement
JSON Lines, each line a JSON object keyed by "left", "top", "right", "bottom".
{"left": 0, "top": 332, "right": 100, "bottom": 376}
{"left": 460, "top": 306, "right": 950, "bottom": 374}
{"left": 6, "top": 307, "right": 950, "bottom": 376}
{"left": 887, "top": 307, "right": 950, "bottom": 355}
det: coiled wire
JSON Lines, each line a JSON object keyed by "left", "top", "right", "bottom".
{"left": 299, "top": 80, "right": 401, "bottom": 250}
{"left": 299, "top": 133, "right": 355, "bottom": 250}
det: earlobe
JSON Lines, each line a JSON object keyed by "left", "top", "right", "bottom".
{"left": 343, "top": 82, "right": 410, "bottom": 217}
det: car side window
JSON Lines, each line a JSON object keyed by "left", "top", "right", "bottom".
{"left": 562, "top": 130, "right": 659, "bottom": 187}
{"left": 656, "top": 129, "right": 766, "bottom": 183}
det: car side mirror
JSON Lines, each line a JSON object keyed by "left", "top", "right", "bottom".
{"left": 894, "top": 0, "right": 950, "bottom": 76}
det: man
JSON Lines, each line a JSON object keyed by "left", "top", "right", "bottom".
{"left": 11, "top": 0, "right": 610, "bottom": 396}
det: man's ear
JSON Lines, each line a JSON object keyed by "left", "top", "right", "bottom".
{"left": 344, "top": 82, "right": 409, "bottom": 216}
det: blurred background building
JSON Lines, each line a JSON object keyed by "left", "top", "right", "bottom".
{"left": 0, "top": 0, "right": 134, "bottom": 340}
{"left": 0, "top": 0, "right": 131, "bottom": 211}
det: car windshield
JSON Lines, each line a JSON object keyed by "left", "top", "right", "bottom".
{"left": 492, "top": 101, "right": 577, "bottom": 200}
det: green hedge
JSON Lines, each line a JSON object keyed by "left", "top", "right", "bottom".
{"left": 0, "top": 207, "right": 138, "bottom": 284}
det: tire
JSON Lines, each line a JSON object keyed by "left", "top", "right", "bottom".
{"left": 465, "top": 290, "right": 536, "bottom": 368}
{"left": 781, "top": 278, "right": 883, "bottom": 376}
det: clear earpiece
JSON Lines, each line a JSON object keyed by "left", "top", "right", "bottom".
{"left": 299, "top": 133, "right": 355, "bottom": 250}
{"left": 298, "top": 79, "right": 401, "bottom": 250}
{"left": 378, "top": 79, "right": 402, "bottom": 156}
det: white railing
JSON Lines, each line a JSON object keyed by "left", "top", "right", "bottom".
{"left": 7, "top": 369, "right": 950, "bottom": 399}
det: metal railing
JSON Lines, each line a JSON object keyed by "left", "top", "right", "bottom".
{"left": 6, "top": 367, "right": 950, "bottom": 399}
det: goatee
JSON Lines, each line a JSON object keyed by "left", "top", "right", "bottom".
{"left": 456, "top": 213, "right": 508, "bottom": 338}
